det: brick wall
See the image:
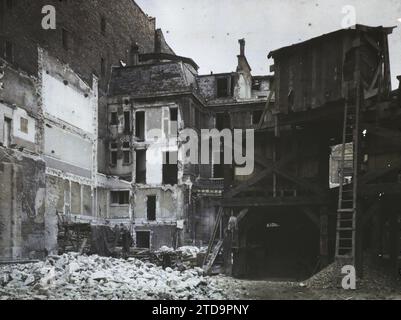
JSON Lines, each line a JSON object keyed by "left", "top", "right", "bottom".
{"left": 0, "top": 0, "right": 160, "bottom": 92}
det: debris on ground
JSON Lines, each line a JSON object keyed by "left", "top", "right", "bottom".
{"left": 304, "top": 258, "right": 401, "bottom": 292}
{"left": 127, "top": 246, "right": 207, "bottom": 271}
{"left": 0, "top": 253, "right": 230, "bottom": 300}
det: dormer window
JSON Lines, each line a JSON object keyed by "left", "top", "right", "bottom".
{"left": 216, "top": 76, "right": 233, "bottom": 98}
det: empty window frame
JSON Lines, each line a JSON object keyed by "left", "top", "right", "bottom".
{"left": 164, "top": 107, "right": 178, "bottom": 137}
{"left": 110, "top": 142, "right": 118, "bottom": 166}
{"left": 169, "top": 107, "right": 178, "bottom": 136}
{"left": 252, "top": 79, "right": 261, "bottom": 91}
{"left": 217, "top": 77, "right": 232, "bottom": 98}
{"left": 101, "top": 57, "right": 106, "bottom": 77}
{"left": 136, "top": 149, "right": 146, "bottom": 184}
{"left": 215, "top": 113, "right": 229, "bottom": 131}
{"left": 110, "top": 191, "right": 130, "bottom": 205}
{"left": 124, "top": 111, "right": 131, "bottom": 134}
{"left": 110, "top": 112, "right": 118, "bottom": 125}
{"left": 213, "top": 150, "right": 225, "bottom": 179}
{"left": 122, "top": 142, "right": 131, "bottom": 165}
{"left": 3, "top": 117, "right": 12, "bottom": 147}
{"left": 147, "top": 196, "right": 156, "bottom": 221}
{"left": 162, "top": 151, "right": 178, "bottom": 185}
{"left": 136, "top": 231, "right": 150, "bottom": 249}
{"left": 20, "top": 117, "right": 28, "bottom": 134}
{"left": 135, "top": 111, "right": 145, "bottom": 141}
{"left": 252, "top": 110, "right": 263, "bottom": 125}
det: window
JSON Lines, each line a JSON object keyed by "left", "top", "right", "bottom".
{"left": 164, "top": 108, "right": 178, "bottom": 137}
{"left": 147, "top": 196, "right": 156, "bottom": 221}
{"left": 110, "top": 142, "right": 118, "bottom": 166}
{"left": 6, "top": 0, "right": 12, "bottom": 10}
{"left": 62, "top": 28, "right": 69, "bottom": 51}
{"left": 170, "top": 107, "right": 178, "bottom": 136}
{"left": 20, "top": 117, "right": 28, "bottom": 134}
{"left": 288, "top": 89, "right": 295, "bottom": 112}
{"left": 170, "top": 108, "right": 178, "bottom": 122}
{"left": 252, "top": 110, "right": 263, "bottom": 125}
{"left": 213, "top": 150, "right": 225, "bottom": 179}
{"left": 163, "top": 151, "right": 178, "bottom": 185}
{"left": 136, "top": 231, "right": 150, "bottom": 249}
{"left": 101, "top": 57, "right": 106, "bottom": 77}
{"left": 4, "top": 40, "right": 13, "bottom": 63}
{"left": 3, "top": 117, "right": 11, "bottom": 148}
{"left": 110, "top": 191, "right": 130, "bottom": 205}
{"left": 252, "top": 79, "right": 261, "bottom": 91}
{"left": 110, "top": 112, "right": 118, "bottom": 125}
{"left": 100, "top": 16, "right": 106, "bottom": 36}
{"left": 135, "top": 111, "right": 145, "bottom": 141}
{"left": 124, "top": 111, "right": 131, "bottom": 133}
{"left": 122, "top": 142, "right": 131, "bottom": 165}
{"left": 136, "top": 149, "right": 146, "bottom": 184}
{"left": 217, "top": 77, "right": 231, "bottom": 98}
{"left": 216, "top": 113, "right": 227, "bottom": 131}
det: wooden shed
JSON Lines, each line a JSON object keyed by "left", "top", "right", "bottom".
{"left": 268, "top": 25, "right": 394, "bottom": 114}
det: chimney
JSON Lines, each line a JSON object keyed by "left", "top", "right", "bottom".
{"left": 130, "top": 43, "right": 139, "bottom": 66}
{"left": 239, "top": 38, "right": 245, "bottom": 56}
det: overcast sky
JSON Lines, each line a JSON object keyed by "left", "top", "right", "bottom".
{"left": 137, "top": 0, "right": 401, "bottom": 89}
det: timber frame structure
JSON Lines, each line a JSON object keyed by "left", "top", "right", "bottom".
{"left": 205, "top": 25, "right": 401, "bottom": 279}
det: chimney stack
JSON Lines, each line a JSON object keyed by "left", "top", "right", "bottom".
{"left": 239, "top": 38, "right": 245, "bottom": 56}
{"left": 130, "top": 43, "right": 139, "bottom": 66}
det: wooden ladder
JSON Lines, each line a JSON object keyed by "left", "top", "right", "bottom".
{"left": 203, "top": 207, "right": 223, "bottom": 273}
{"left": 336, "top": 83, "right": 361, "bottom": 261}
{"left": 203, "top": 208, "right": 249, "bottom": 273}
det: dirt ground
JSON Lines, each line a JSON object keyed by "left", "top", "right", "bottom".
{"left": 214, "top": 277, "right": 401, "bottom": 300}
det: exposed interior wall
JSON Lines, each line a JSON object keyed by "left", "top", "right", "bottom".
{"left": 41, "top": 51, "right": 99, "bottom": 222}
{"left": 0, "top": 151, "right": 46, "bottom": 260}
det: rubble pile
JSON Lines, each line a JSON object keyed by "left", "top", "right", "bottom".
{"left": 0, "top": 253, "right": 231, "bottom": 300}
{"left": 304, "top": 258, "right": 401, "bottom": 292}
{"left": 304, "top": 261, "right": 343, "bottom": 289}
{"left": 129, "top": 246, "right": 207, "bottom": 270}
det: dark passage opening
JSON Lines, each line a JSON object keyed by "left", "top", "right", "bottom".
{"left": 163, "top": 151, "right": 178, "bottom": 185}
{"left": 136, "top": 150, "right": 146, "bottom": 184}
{"left": 233, "top": 210, "right": 319, "bottom": 281}
{"left": 147, "top": 196, "right": 156, "bottom": 221}
{"left": 136, "top": 231, "right": 150, "bottom": 249}
{"left": 135, "top": 111, "right": 145, "bottom": 141}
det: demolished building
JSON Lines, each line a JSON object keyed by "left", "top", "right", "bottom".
{"left": 1, "top": 0, "right": 400, "bottom": 284}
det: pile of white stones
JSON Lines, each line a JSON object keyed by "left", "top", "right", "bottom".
{"left": 0, "top": 253, "right": 231, "bottom": 300}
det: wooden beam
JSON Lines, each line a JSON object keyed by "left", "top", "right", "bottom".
{"left": 274, "top": 168, "right": 328, "bottom": 198}
{"left": 258, "top": 82, "right": 276, "bottom": 129}
{"left": 363, "top": 34, "right": 382, "bottom": 52}
{"left": 229, "top": 142, "right": 272, "bottom": 169}
{"left": 224, "top": 151, "right": 297, "bottom": 198}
